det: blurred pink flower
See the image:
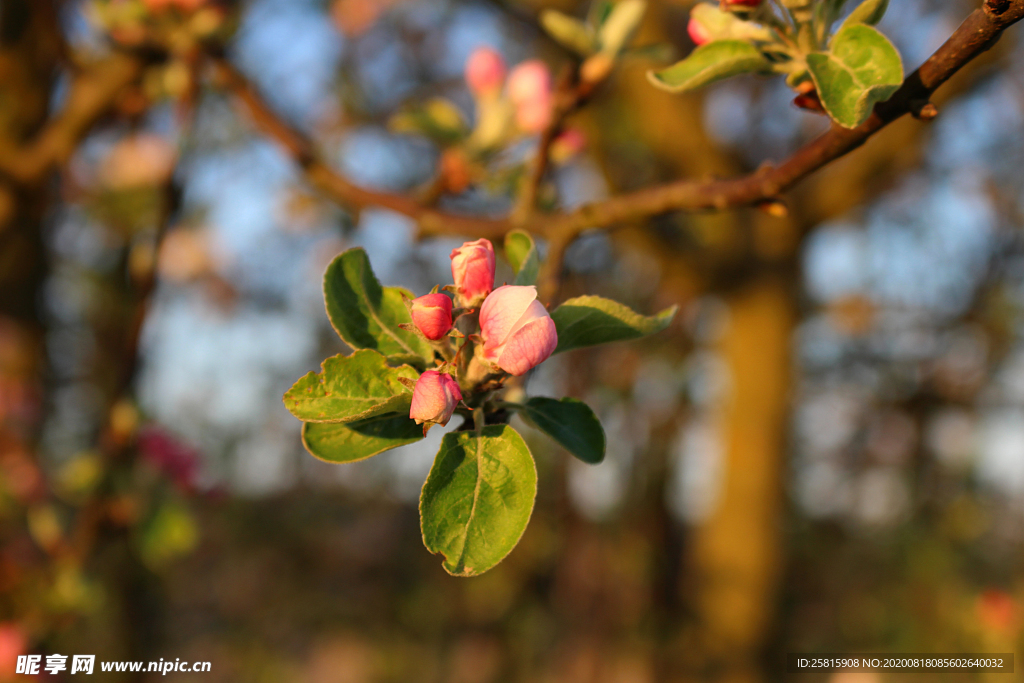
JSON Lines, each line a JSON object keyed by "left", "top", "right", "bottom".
{"left": 479, "top": 285, "right": 557, "bottom": 376}
{"left": 465, "top": 47, "right": 506, "bottom": 97}
{"left": 137, "top": 426, "right": 200, "bottom": 492}
{"left": 507, "top": 60, "right": 552, "bottom": 134}
{"left": 725, "top": 0, "right": 762, "bottom": 6}
{"left": 410, "top": 371, "right": 462, "bottom": 428}
{"left": 410, "top": 293, "right": 453, "bottom": 340}
{"left": 450, "top": 238, "right": 495, "bottom": 308}
{"left": 100, "top": 134, "right": 177, "bottom": 190}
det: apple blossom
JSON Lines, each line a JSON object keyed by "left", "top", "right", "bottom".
{"left": 479, "top": 285, "right": 558, "bottom": 376}
{"left": 410, "top": 293, "right": 453, "bottom": 340}
{"left": 450, "top": 238, "right": 495, "bottom": 307}
{"left": 465, "top": 47, "right": 507, "bottom": 98}
{"left": 410, "top": 370, "right": 462, "bottom": 428}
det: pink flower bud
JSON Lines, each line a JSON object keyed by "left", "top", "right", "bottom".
{"left": 687, "top": 17, "right": 712, "bottom": 46}
{"left": 507, "top": 61, "right": 552, "bottom": 134}
{"left": 725, "top": 0, "right": 762, "bottom": 6}
{"left": 410, "top": 293, "right": 453, "bottom": 340}
{"left": 410, "top": 371, "right": 462, "bottom": 427}
{"left": 465, "top": 47, "right": 507, "bottom": 98}
{"left": 450, "top": 238, "right": 495, "bottom": 308}
{"left": 550, "top": 128, "right": 586, "bottom": 164}
{"left": 479, "top": 285, "right": 558, "bottom": 376}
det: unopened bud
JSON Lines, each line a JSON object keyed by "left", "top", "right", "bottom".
{"left": 580, "top": 52, "right": 614, "bottom": 84}
{"left": 465, "top": 47, "right": 507, "bottom": 98}
{"left": 410, "top": 293, "right": 454, "bottom": 341}
{"left": 410, "top": 371, "right": 462, "bottom": 430}
{"left": 450, "top": 238, "right": 496, "bottom": 308}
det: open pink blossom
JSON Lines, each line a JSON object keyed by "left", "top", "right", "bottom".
{"left": 450, "top": 238, "right": 495, "bottom": 307}
{"left": 507, "top": 60, "right": 552, "bottom": 134}
{"left": 410, "top": 371, "right": 462, "bottom": 428}
{"left": 687, "top": 17, "right": 712, "bottom": 45}
{"left": 465, "top": 47, "right": 507, "bottom": 97}
{"left": 410, "top": 293, "right": 453, "bottom": 340}
{"left": 479, "top": 285, "right": 558, "bottom": 376}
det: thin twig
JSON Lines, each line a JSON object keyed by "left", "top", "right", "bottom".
{"left": 210, "top": 0, "right": 1024, "bottom": 253}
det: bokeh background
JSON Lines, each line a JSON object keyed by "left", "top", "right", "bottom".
{"left": 1, "top": 0, "right": 1023, "bottom": 681}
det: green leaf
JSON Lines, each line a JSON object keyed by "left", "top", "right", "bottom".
{"left": 521, "top": 397, "right": 605, "bottom": 464}
{"left": 807, "top": 23, "right": 902, "bottom": 128}
{"left": 420, "top": 425, "right": 537, "bottom": 577}
{"left": 504, "top": 230, "right": 540, "bottom": 286}
{"left": 597, "top": 0, "right": 646, "bottom": 56}
{"left": 840, "top": 0, "right": 888, "bottom": 29}
{"left": 283, "top": 349, "right": 419, "bottom": 423}
{"left": 647, "top": 40, "right": 771, "bottom": 93}
{"left": 302, "top": 415, "right": 423, "bottom": 463}
{"left": 540, "top": 10, "right": 597, "bottom": 56}
{"left": 689, "top": 3, "right": 775, "bottom": 42}
{"left": 389, "top": 97, "right": 468, "bottom": 145}
{"left": 551, "top": 295, "right": 676, "bottom": 354}
{"left": 588, "top": 1, "right": 615, "bottom": 29}
{"left": 324, "top": 247, "right": 434, "bottom": 364}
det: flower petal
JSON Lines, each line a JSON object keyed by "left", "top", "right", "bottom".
{"left": 497, "top": 314, "right": 558, "bottom": 376}
{"left": 479, "top": 285, "right": 538, "bottom": 350}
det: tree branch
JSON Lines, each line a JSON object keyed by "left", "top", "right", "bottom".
{"left": 211, "top": 0, "right": 1024, "bottom": 247}
{"left": 0, "top": 52, "right": 147, "bottom": 185}
{"left": 210, "top": 59, "right": 509, "bottom": 239}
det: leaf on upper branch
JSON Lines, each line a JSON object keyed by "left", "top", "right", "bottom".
{"left": 283, "top": 349, "right": 419, "bottom": 423}
{"left": 550, "top": 295, "right": 676, "bottom": 354}
{"left": 540, "top": 10, "right": 597, "bottom": 56}
{"left": 302, "top": 415, "right": 423, "bottom": 463}
{"left": 597, "top": 0, "right": 647, "bottom": 57}
{"left": 504, "top": 230, "right": 540, "bottom": 287}
{"left": 520, "top": 397, "right": 605, "bottom": 464}
{"left": 647, "top": 40, "right": 771, "bottom": 93}
{"left": 420, "top": 425, "right": 537, "bottom": 577}
{"left": 690, "top": 3, "right": 775, "bottom": 43}
{"left": 588, "top": 0, "right": 615, "bottom": 28}
{"left": 806, "top": 23, "right": 902, "bottom": 128}
{"left": 324, "top": 247, "right": 434, "bottom": 366}
{"left": 840, "top": 0, "right": 889, "bottom": 29}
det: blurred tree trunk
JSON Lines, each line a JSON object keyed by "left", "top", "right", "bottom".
{"left": 597, "top": 10, "right": 795, "bottom": 680}
{"left": 0, "top": 0, "right": 61, "bottom": 473}
{"left": 686, "top": 269, "right": 794, "bottom": 683}
{"left": 0, "top": 0, "right": 61, "bottom": 324}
